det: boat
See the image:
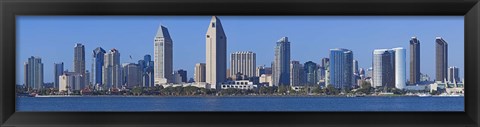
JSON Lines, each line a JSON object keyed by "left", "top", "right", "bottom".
{"left": 417, "top": 93, "right": 431, "bottom": 97}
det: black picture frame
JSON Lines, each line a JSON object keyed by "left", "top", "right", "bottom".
{"left": 1, "top": 0, "right": 479, "bottom": 127}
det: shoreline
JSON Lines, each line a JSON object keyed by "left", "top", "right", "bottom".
{"left": 17, "top": 95, "right": 464, "bottom": 98}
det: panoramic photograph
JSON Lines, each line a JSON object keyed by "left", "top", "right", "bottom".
{"left": 16, "top": 16, "right": 464, "bottom": 111}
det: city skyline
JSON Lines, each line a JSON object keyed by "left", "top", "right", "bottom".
{"left": 16, "top": 16, "right": 464, "bottom": 84}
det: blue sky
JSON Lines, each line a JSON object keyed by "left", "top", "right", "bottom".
{"left": 16, "top": 16, "right": 464, "bottom": 84}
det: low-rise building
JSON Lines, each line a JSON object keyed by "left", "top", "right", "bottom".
{"left": 220, "top": 80, "right": 257, "bottom": 90}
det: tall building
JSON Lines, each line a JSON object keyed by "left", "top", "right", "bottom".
{"left": 230, "top": 51, "right": 256, "bottom": 78}
{"left": 85, "top": 70, "right": 90, "bottom": 87}
{"left": 272, "top": 37, "right": 291, "bottom": 86}
{"left": 448, "top": 66, "right": 460, "bottom": 83}
{"left": 372, "top": 49, "right": 395, "bottom": 88}
{"left": 435, "top": 37, "right": 448, "bottom": 82}
{"left": 91, "top": 47, "right": 106, "bottom": 86}
{"left": 321, "top": 58, "right": 330, "bottom": 86}
{"left": 392, "top": 47, "right": 406, "bottom": 89}
{"left": 25, "top": 56, "right": 44, "bottom": 89}
{"left": 59, "top": 72, "right": 84, "bottom": 91}
{"left": 154, "top": 25, "right": 173, "bottom": 85}
{"left": 139, "top": 54, "right": 154, "bottom": 87}
{"left": 329, "top": 48, "right": 353, "bottom": 89}
{"left": 103, "top": 49, "right": 122, "bottom": 88}
{"left": 304, "top": 61, "right": 317, "bottom": 85}
{"left": 175, "top": 69, "right": 187, "bottom": 83}
{"left": 54, "top": 62, "right": 64, "bottom": 89}
{"left": 74, "top": 43, "right": 86, "bottom": 88}
{"left": 123, "top": 63, "right": 142, "bottom": 88}
{"left": 353, "top": 60, "right": 359, "bottom": 75}
{"left": 194, "top": 63, "right": 206, "bottom": 82}
{"left": 290, "top": 61, "right": 303, "bottom": 86}
{"left": 206, "top": 16, "right": 227, "bottom": 88}
{"left": 409, "top": 37, "right": 421, "bottom": 85}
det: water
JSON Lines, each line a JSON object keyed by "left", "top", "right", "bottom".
{"left": 16, "top": 96, "right": 464, "bottom": 112}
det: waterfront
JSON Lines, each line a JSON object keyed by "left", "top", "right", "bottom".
{"left": 16, "top": 96, "right": 464, "bottom": 111}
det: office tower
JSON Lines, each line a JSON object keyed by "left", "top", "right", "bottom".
{"left": 74, "top": 43, "right": 86, "bottom": 88}
{"left": 103, "top": 49, "right": 122, "bottom": 88}
{"left": 85, "top": 70, "right": 90, "bottom": 87}
{"left": 59, "top": 72, "right": 84, "bottom": 91}
{"left": 304, "top": 61, "right": 317, "bottom": 85}
{"left": 176, "top": 69, "right": 187, "bottom": 83}
{"left": 372, "top": 49, "right": 395, "bottom": 88}
{"left": 92, "top": 47, "right": 106, "bottom": 86}
{"left": 272, "top": 37, "right": 291, "bottom": 86}
{"left": 435, "top": 37, "right": 448, "bottom": 82}
{"left": 321, "top": 58, "right": 330, "bottom": 85}
{"left": 256, "top": 65, "right": 267, "bottom": 77}
{"left": 123, "top": 63, "right": 142, "bottom": 88}
{"left": 140, "top": 54, "right": 154, "bottom": 87}
{"left": 290, "top": 61, "right": 303, "bottom": 86}
{"left": 54, "top": 62, "right": 64, "bottom": 89}
{"left": 329, "top": 48, "right": 353, "bottom": 89}
{"left": 316, "top": 65, "right": 326, "bottom": 85}
{"left": 359, "top": 68, "right": 365, "bottom": 79}
{"left": 353, "top": 60, "right": 359, "bottom": 75}
{"left": 392, "top": 47, "right": 406, "bottom": 89}
{"left": 409, "top": 37, "right": 420, "bottom": 85}
{"left": 230, "top": 51, "right": 256, "bottom": 78}
{"left": 194, "top": 63, "right": 206, "bottom": 82}
{"left": 154, "top": 25, "right": 173, "bottom": 85}
{"left": 366, "top": 67, "right": 373, "bottom": 78}
{"left": 206, "top": 16, "right": 227, "bottom": 88}
{"left": 448, "top": 66, "right": 460, "bottom": 83}
{"left": 25, "top": 56, "right": 44, "bottom": 89}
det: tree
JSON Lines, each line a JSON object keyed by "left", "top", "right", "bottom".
{"left": 325, "top": 85, "right": 339, "bottom": 95}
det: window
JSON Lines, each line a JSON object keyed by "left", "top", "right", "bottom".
{"left": 212, "top": 22, "right": 215, "bottom": 28}
{"left": 207, "top": 35, "right": 210, "bottom": 38}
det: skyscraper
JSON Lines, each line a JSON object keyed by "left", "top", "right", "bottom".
{"left": 154, "top": 25, "right": 173, "bottom": 85}
{"left": 230, "top": 51, "right": 256, "bottom": 78}
{"left": 409, "top": 37, "right": 420, "bottom": 85}
{"left": 175, "top": 69, "right": 187, "bottom": 83}
{"left": 448, "top": 66, "right": 460, "bottom": 83}
{"left": 54, "top": 62, "right": 64, "bottom": 89}
{"left": 92, "top": 47, "right": 106, "bottom": 86}
{"left": 321, "top": 58, "right": 330, "bottom": 86}
{"left": 140, "top": 54, "right": 154, "bottom": 87}
{"left": 74, "top": 43, "right": 85, "bottom": 88}
{"left": 304, "top": 61, "right": 317, "bottom": 85}
{"left": 206, "top": 16, "right": 227, "bottom": 88}
{"left": 272, "top": 37, "right": 291, "bottom": 86}
{"left": 353, "top": 60, "right": 359, "bottom": 75}
{"left": 123, "top": 63, "right": 142, "bottom": 88}
{"left": 290, "top": 60, "right": 303, "bottom": 86}
{"left": 372, "top": 49, "right": 395, "bottom": 88}
{"left": 103, "top": 49, "right": 122, "bottom": 88}
{"left": 435, "top": 37, "right": 448, "bottom": 82}
{"left": 194, "top": 63, "right": 206, "bottom": 82}
{"left": 25, "top": 56, "right": 44, "bottom": 89}
{"left": 393, "top": 47, "right": 406, "bottom": 89}
{"left": 329, "top": 48, "right": 353, "bottom": 89}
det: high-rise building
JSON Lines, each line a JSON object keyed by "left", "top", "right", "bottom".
{"left": 206, "top": 16, "right": 227, "bottom": 88}
{"left": 372, "top": 49, "right": 395, "bottom": 88}
{"left": 54, "top": 62, "right": 64, "bottom": 89}
{"left": 74, "top": 43, "right": 86, "bottom": 88}
{"left": 304, "top": 61, "right": 317, "bottom": 85}
{"left": 272, "top": 37, "right": 291, "bottom": 86}
{"left": 194, "top": 63, "right": 206, "bottom": 82}
{"left": 85, "top": 70, "right": 90, "bottom": 87}
{"left": 230, "top": 51, "right": 256, "bottom": 78}
{"left": 409, "top": 37, "right": 420, "bottom": 85}
{"left": 290, "top": 61, "right": 303, "bottom": 86}
{"left": 25, "top": 56, "right": 44, "bottom": 89}
{"left": 435, "top": 37, "right": 448, "bottom": 82}
{"left": 92, "top": 47, "right": 106, "bottom": 86}
{"left": 353, "top": 60, "right": 359, "bottom": 75}
{"left": 123, "top": 63, "right": 142, "bottom": 88}
{"left": 329, "top": 48, "right": 353, "bottom": 89}
{"left": 448, "top": 66, "right": 460, "bottom": 83}
{"left": 103, "top": 49, "right": 122, "bottom": 88}
{"left": 154, "top": 25, "right": 173, "bottom": 85}
{"left": 175, "top": 69, "right": 187, "bottom": 83}
{"left": 256, "top": 65, "right": 271, "bottom": 77}
{"left": 139, "top": 54, "right": 154, "bottom": 87}
{"left": 448, "top": 66, "right": 461, "bottom": 83}
{"left": 392, "top": 47, "right": 406, "bottom": 89}
{"left": 59, "top": 72, "right": 84, "bottom": 91}
{"left": 321, "top": 58, "right": 330, "bottom": 86}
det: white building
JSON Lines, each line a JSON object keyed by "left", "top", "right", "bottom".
{"left": 230, "top": 51, "right": 256, "bottom": 78}
{"left": 154, "top": 25, "right": 173, "bottom": 85}
{"left": 206, "top": 16, "right": 227, "bottom": 89}
{"left": 373, "top": 47, "right": 406, "bottom": 89}
{"left": 59, "top": 72, "right": 84, "bottom": 91}
{"left": 392, "top": 47, "right": 406, "bottom": 89}
{"left": 259, "top": 74, "right": 273, "bottom": 86}
{"left": 220, "top": 80, "right": 257, "bottom": 90}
